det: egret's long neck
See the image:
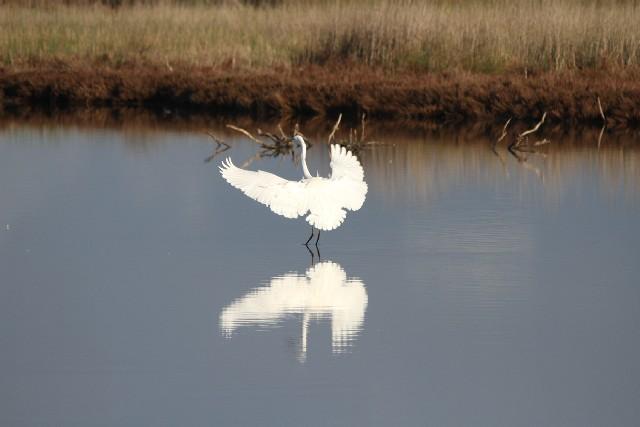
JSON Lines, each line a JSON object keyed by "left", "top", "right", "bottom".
{"left": 300, "top": 139, "right": 312, "bottom": 179}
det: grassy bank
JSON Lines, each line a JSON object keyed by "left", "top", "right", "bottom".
{"left": 1, "top": 1, "right": 639, "bottom": 123}
{"left": 2, "top": 0, "right": 640, "bottom": 72}
{"left": 2, "top": 66, "right": 639, "bottom": 126}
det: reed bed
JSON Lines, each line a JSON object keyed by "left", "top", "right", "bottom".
{"left": 1, "top": 0, "right": 640, "bottom": 73}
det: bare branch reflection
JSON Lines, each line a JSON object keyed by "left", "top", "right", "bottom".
{"left": 203, "top": 132, "right": 230, "bottom": 163}
{"left": 200, "top": 119, "right": 638, "bottom": 204}
{"left": 358, "top": 131, "right": 639, "bottom": 203}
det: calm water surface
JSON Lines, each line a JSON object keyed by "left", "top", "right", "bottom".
{"left": 1, "top": 125, "right": 639, "bottom": 426}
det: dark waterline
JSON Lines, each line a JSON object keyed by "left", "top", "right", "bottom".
{"left": 1, "top": 124, "right": 639, "bottom": 426}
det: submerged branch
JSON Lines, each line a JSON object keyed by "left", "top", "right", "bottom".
{"left": 226, "top": 124, "right": 263, "bottom": 144}
{"left": 597, "top": 97, "right": 607, "bottom": 149}
{"left": 509, "top": 112, "right": 549, "bottom": 153}
{"left": 493, "top": 117, "right": 512, "bottom": 149}
{"left": 277, "top": 124, "right": 287, "bottom": 139}
{"left": 257, "top": 128, "right": 287, "bottom": 147}
{"left": 491, "top": 114, "right": 550, "bottom": 182}
{"left": 597, "top": 96, "right": 606, "bottom": 123}
{"left": 327, "top": 113, "right": 342, "bottom": 145}
{"left": 214, "top": 114, "right": 378, "bottom": 170}
{"left": 331, "top": 113, "right": 378, "bottom": 153}
{"left": 518, "top": 112, "right": 547, "bottom": 142}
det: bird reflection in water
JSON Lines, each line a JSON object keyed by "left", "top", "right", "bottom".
{"left": 219, "top": 261, "right": 368, "bottom": 362}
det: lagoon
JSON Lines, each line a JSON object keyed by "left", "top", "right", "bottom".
{"left": 1, "top": 123, "right": 639, "bottom": 426}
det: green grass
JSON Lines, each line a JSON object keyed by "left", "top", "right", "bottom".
{"left": 1, "top": 0, "right": 640, "bottom": 73}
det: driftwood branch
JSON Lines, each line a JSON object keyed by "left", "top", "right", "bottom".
{"left": 493, "top": 117, "right": 512, "bottom": 149}
{"left": 257, "top": 128, "right": 285, "bottom": 147}
{"left": 330, "top": 112, "right": 378, "bottom": 153}
{"left": 226, "top": 124, "right": 263, "bottom": 144}
{"left": 509, "top": 112, "right": 548, "bottom": 153}
{"left": 518, "top": 112, "right": 547, "bottom": 141}
{"left": 216, "top": 116, "right": 376, "bottom": 170}
{"left": 498, "top": 117, "right": 512, "bottom": 143}
{"left": 277, "top": 124, "right": 287, "bottom": 139}
{"left": 597, "top": 97, "right": 607, "bottom": 149}
{"left": 225, "top": 122, "right": 303, "bottom": 166}
{"left": 327, "top": 113, "right": 342, "bottom": 144}
{"left": 597, "top": 96, "right": 606, "bottom": 122}
{"left": 489, "top": 113, "right": 549, "bottom": 182}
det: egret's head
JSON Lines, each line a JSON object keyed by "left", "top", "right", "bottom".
{"left": 291, "top": 134, "right": 306, "bottom": 147}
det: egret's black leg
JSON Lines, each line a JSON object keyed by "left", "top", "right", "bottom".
{"left": 315, "top": 230, "right": 321, "bottom": 247}
{"left": 304, "top": 243, "right": 315, "bottom": 264}
{"left": 304, "top": 226, "right": 314, "bottom": 246}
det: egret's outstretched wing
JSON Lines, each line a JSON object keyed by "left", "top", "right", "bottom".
{"left": 219, "top": 158, "right": 308, "bottom": 219}
{"left": 301, "top": 145, "right": 367, "bottom": 230}
{"left": 330, "top": 144, "right": 365, "bottom": 182}
{"left": 221, "top": 146, "right": 367, "bottom": 231}
{"left": 328, "top": 144, "right": 368, "bottom": 211}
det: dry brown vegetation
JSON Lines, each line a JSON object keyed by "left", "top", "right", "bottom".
{"left": 2, "top": 66, "right": 639, "bottom": 125}
{"left": 2, "top": 0, "right": 640, "bottom": 72}
{"left": 1, "top": 0, "right": 640, "bottom": 123}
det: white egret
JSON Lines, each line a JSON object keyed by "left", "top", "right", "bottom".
{"left": 219, "top": 135, "right": 367, "bottom": 245}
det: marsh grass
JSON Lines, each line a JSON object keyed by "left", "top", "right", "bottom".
{"left": 1, "top": 0, "right": 640, "bottom": 72}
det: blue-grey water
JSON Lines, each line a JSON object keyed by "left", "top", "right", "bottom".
{"left": 1, "top": 124, "right": 639, "bottom": 426}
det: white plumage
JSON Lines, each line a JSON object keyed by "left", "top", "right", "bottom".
{"left": 219, "top": 135, "right": 367, "bottom": 232}
{"left": 219, "top": 260, "right": 368, "bottom": 357}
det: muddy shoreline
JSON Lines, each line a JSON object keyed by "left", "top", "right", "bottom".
{"left": 1, "top": 67, "right": 639, "bottom": 127}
